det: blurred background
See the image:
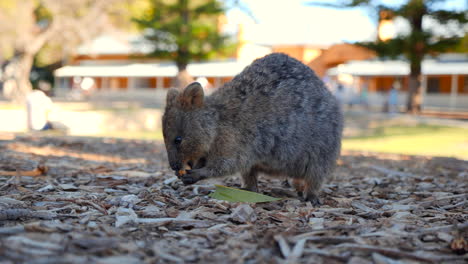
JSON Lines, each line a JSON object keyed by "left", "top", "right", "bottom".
{"left": 0, "top": 0, "right": 467, "bottom": 159}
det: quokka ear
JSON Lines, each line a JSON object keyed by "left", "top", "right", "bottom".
{"left": 180, "top": 82, "right": 204, "bottom": 110}
{"left": 166, "top": 88, "right": 180, "bottom": 108}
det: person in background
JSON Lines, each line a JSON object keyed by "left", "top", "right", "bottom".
{"left": 335, "top": 83, "right": 345, "bottom": 105}
{"left": 80, "top": 77, "right": 95, "bottom": 98}
{"left": 388, "top": 84, "right": 399, "bottom": 113}
{"left": 26, "top": 84, "right": 53, "bottom": 131}
{"left": 360, "top": 83, "right": 369, "bottom": 110}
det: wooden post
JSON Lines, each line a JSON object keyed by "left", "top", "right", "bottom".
{"left": 157, "top": 77, "right": 163, "bottom": 89}
{"left": 450, "top": 75, "right": 458, "bottom": 110}
{"left": 102, "top": 77, "right": 110, "bottom": 90}
{"left": 128, "top": 77, "right": 135, "bottom": 90}
{"left": 214, "top": 77, "right": 221, "bottom": 88}
{"left": 421, "top": 75, "right": 427, "bottom": 109}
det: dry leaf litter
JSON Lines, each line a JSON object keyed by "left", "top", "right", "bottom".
{"left": 0, "top": 135, "right": 467, "bottom": 263}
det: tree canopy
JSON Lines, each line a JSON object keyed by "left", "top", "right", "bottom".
{"left": 308, "top": 0, "right": 467, "bottom": 112}
{"left": 133, "top": 0, "right": 234, "bottom": 87}
{"left": 0, "top": 0, "right": 139, "bottom": 102}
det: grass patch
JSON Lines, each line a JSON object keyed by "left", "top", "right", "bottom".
{"left": 343, "top": 125, "right": 468, "bottom": 159}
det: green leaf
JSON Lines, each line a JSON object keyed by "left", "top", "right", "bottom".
{"left": 209, "top": 185, "right": 281, "bottom": 203}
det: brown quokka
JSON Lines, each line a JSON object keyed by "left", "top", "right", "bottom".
{"left": 162, "top": 53, "right": 343, "bottom": 205}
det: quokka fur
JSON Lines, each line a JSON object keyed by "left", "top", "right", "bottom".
{"left": 162, "top": 53, "right": 343, "bottom": 205}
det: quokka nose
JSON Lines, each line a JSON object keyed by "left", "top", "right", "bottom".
{"left": 170, "top": 163, "right": 181, "bottom": 171}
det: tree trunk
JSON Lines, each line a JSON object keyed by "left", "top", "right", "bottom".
{"left": 17, "top": 53, "right": 34, "bottom": 101}
{"left": 406, "top": 70, "right": 422, "bottom": 113}
{"left": 405, "top": 6, "right": 425, "bottom": 114}
{"left": 174, "top": 0, "right": 193, "bottom": 89}
{"left": 2, "top": 53, "right": 34, "bottom": 103}
{"left": 406, "top": 49, "right": 424, "bottom": 113}
{"left": 174, "top": 68, "right": 194, "bottom": 89}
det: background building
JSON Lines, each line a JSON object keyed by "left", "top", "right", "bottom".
{"left": 327, "top": 54, "right": 468, "bottom": 110}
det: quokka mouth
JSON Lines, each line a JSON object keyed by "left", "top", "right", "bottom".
{"left": 187, "top": 160, "right": 194, "bottom": 169}
{"left": 178, "top": 157, "right": 207, "bottom": 177}
{"left": 195, "top": 157, "right": 207, "bottom": 169}
{"left": 185, "top": 157, "right": 207, "bottom": 171}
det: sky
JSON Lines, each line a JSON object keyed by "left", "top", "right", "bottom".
{"left": 225, "top": 0, "right": 468, "bottom": 46}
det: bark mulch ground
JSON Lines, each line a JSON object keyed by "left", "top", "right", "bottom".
{"left": 0, "top": 135, "right": 467, "bottom": 263}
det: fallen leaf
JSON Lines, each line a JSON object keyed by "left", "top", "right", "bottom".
{"left": 209, "top": 185, "right": 281, "bottom": 203}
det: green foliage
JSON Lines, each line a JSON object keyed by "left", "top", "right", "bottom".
{"left": 33, "top": 1, "right": 52, "bottom": 23}
{"left": 209, "top": 185, "right": 281, "bottom": 203}
{"left": 111, "top": 0, "right": 153, "bottom": 32}
{"left": 430, "top": 9, "right": 468, "bottom": 24}
{"left": 133, "top": 0, "right": 232, "bottom": 70}
{"left": 310, "top": 1, "right": 466, "bottom": 59}
{"left": 355, "top": 1, "right": 465, "bottom": 58}
{"left": 453, "top": 33, "right": 468, "bottom": 53}
{"left": 358, "top": 38, "right": 406, "bottom": 59}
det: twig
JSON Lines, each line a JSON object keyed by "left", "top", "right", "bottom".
{"left": 153, "top": 245, "right": 184, "bottom": 263}
{"left": 0, "top": 209, "right": 55, "bottom": 221}
{"left": 418, "top": 222, "right": 468, "bottom": 234}
{"left": 288, "top": 238, "right": 306, "bottom": 263}
{"left": 290, "top": 235, "right": 357, "bottom": 244}
{"left": 274, "top": 235, "right": 291, "bottom": 258}
{"left": 335, "top": 243, "right": 452, "bottom": 263}
{"left": 45, "top": 198, "right": 108, "bottom": 215}
{"left": 0, "top": 225, "right": 25, "bottom": 235}
{"left": 369, "top": 165, "right": 416, "bottom": 178}
{"left": 5, "top": 236, "right": 63, "bottom": 251}
{"left": 0, "top": 176, "right": 18, "bottom": 191}
{"left": 0, "top": 208, "right": 77, "bottom": 221}
{"left": 442, "top": 200, "right": 468, "bottom": 210}
{"left": 137, "top": 217, "right": 212, "bottom": 228}
{"left": 351, "top": 201, "right": 380, "bottom": 213}
{"left": 291, "top": 225, "right": 361, "bottom": 239}
{"left": 302, "top": 248, "right": 348, "bottom": 262}
{"left": 419, "top": 193, "right": 467, "bottom": 208}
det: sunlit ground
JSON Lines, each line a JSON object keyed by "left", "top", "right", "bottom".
{"left": 92, "top": 124, "right": 468, "bottom": 160}
{"left": 7, "top": 141, "right": 146, "bottom": 163}
{"left": 93, "top": 130, "right": 164, "bottom": 141}
{"left": 343, "top": 125, "right": 468, "bottom": 160}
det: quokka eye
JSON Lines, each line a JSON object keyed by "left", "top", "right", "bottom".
{"left": 174, "top": 136, "right": 182, "bottom": 145}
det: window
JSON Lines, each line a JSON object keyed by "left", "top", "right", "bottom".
{"left": 427, "top": 77, "right": 440, "bottom": 93}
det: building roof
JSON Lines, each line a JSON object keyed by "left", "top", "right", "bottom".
{"left": 327, "top": 58, "right": 468, "bottom": 76}
{"left": 54, "top": 60, "right": 251, "bottom": 78}
{"left": 76, "top": 34, "right": 154, "bottom": 56}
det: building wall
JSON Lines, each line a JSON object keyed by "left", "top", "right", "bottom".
{"left": 106, "top": 77, "right": 127, "bottom": 90}
{"left": 149, "top": 78, "right": 157, "bottom": 89}
{"left": 365, "top": 75, "right": 467, "bottom": 94}
{"left": 80, "top": 76, "right": 235, "bottom": 90}
{"left": 94, "top": 77, "right": 102, "bottom": 89}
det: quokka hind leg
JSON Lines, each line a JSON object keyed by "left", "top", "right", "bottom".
{"left": 241, "top": 168, "right": 258, "bottom": 192}
{"left": 281, "top": 179, "right": 291, "bottom": 187}
{"left": 303, "top": 177, "right": 323, "bottom": 206}
{"left": 292, "top": 178, "right": 305, "bottom": 198}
